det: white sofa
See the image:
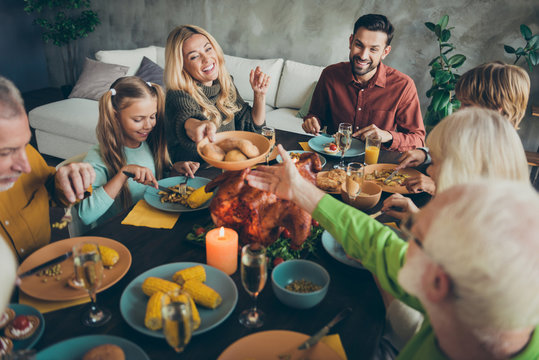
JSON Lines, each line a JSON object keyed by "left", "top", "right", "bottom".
{"left": 29, "top": 46, "right": 324, "bottom": 159}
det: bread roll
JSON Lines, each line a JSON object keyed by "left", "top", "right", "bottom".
{"left": 82, "top": 344, "right": 125, "bottom": 360}
{"left": 225, "top": 149, "right": 248, "bottom": 162}
{"left": 237, "top": 139, "right": 260, "bottom": 158}
{"left": 216, "top": 138, "right": 238, "bottom": 152}
{"left": 202, "top": 143, "right": 225, "bottom": 161}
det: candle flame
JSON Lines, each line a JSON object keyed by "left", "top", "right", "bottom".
{"left": 219, "top": 226, "right": 225, "bottom": 238}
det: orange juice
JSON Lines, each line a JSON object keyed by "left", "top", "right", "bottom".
{"left": 365, "top": 146, "right": 380, "bottom": 165}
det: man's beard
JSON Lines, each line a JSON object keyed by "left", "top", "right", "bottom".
{"left": 0, "top": 175, "right": 20, "bottom": 191}
{"left": 350, "top": 55, "right": 378, "bottom": 77}
{"left": 398, "top": 251, "right": 431, "bottom": 300}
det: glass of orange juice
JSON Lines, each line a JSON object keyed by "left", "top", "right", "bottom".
{"left": 365, "top": 135, "right": 381, "bottom": 165}
{"left": 346, "top": 162, "right": 364, "bottom": 199}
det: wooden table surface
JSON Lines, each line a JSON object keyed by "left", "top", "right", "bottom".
{"left": 30, "top": 129, "right": 430, "bottom": 359}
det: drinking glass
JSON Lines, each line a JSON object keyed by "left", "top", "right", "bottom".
{"left": 239, "top": 243, "right": 267, "bottom": 328}
{"left": 365, "top": 135, "right": 381, "bottom": 165}
{"left": 346, "top": 162, "right": 364, "bottom": 200}
{"left": 72, "top": 242, "right": 111, "bottom": 327}
{"left": 334, "top": 123, "right": 352, "bottom": 169}
{"left": 261, "top": 126, "right": 275, "bottom": 165}
{"left": 162, "top": 289, "right": 194, "bottom": 353}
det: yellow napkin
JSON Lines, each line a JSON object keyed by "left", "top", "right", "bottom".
{"left": 121, "top": 200, "right": 180, "bottom": 229}
{"left": 322, "top": 334, "right": 348, "bottom": 360}
{"left": 384, "top": 222, "right": 399, "bottom": 231}
{"left": 19, "top": 291, "right": 90, "bottom": 314}
{"left": 299, "top": 142, "right": 313, "bottom": 151}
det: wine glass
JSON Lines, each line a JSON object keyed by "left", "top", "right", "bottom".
{"left": 346, "top": 162, "right": 364, "bottom": 200}
{"left": 334, "top": 123, "right": 352, "bottom": 169}
{"left": 239, "top": 243, "right": 267, "bottom": 328}
{"left": 72, "top": 242, "right": 111, "bottom": 327}
{"left": 261, "top": 126, "right": 275, "bottom": 165}
{"left": 162, "top": 289, "right": 194, "bottom": 353}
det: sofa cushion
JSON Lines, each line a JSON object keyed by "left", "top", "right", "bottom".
{"left": 223, "top": 54, "right": 283, "bottom": 108}
{"left": 295, "top": 81, "right": 317, "bottom": 118}
{"left": 95, "top": 46, "right": 157, "bottom": 76}
{"left": 68, "top": 58, "right": 129, "bottom": 100}
{"left": 28, "top": 98, "right": 99, "bottom": 144}
{"left": 135, "top": 56, "right": 164, "bottom": 87}
{"left": 155, "top": 46, "right": 166, "bottom": 69}
{"left": 275, "top": 60, "right": 324, "bottom": 109}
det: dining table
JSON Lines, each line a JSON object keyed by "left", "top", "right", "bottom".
{"left": 27, "top": 129, "right": 431, "bottom": 359}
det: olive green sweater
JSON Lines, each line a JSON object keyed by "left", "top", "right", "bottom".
{"left": 165, "top": 82, "right": 264, "bottom": 162}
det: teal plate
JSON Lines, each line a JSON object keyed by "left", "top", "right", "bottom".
{"left": 36, "top": 335, "right": 149, "bottom": 360}
{"left": 308, "top": 135, "right": 365, "bottom": 158}
{"left": 7, "top": 304, "right": 45, "bottom": 351}
{"left": 120, "top": 262, "right": 238, "bottom": 337}
{"left": 276, "top": 150, "right": 327, "bottom": 167}
{"left": 143, "top": 176, "right": 213, "bottom": 212}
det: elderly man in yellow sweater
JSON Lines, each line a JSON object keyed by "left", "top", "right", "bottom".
{"left": 0, "top": 76, "right": 95, "bottom": 262}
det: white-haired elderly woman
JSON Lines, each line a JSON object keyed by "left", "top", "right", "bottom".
{"left": 164, "top": 25, "right": 270, "bottom": 162}
{"left": 381, "top": 106, "right": 529, "bottom": 219}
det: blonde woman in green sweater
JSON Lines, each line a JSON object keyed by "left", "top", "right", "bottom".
{"left": 164, "top": 25, "right": 271, "bottom": 162}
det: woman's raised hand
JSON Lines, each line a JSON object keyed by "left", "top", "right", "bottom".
{"left": 122, "top": 164, "right": 159, "bottom": 188}
{"left": 249, "top": 66, "right": 270, "bottom": 96}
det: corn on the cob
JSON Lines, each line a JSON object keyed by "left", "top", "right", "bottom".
{"left": 142, "top": 277, "right": 181, "bottom": 297}
{"left": 172, "top": 265, "right": 206, "bottom": 285}
{"left": 144, "top": 291, "right": 167, "bottom": 330}
{"left": 182, "top": 279, "right": 222, "bottom": 309}
{"left": 169, "top": 292, "right": 201, "bottom": 330}
{"left": 187, "top": 185, "right": 213, "bottom": 209}
{"left": 81, "top": 244, "right": 119, "bottom": 267}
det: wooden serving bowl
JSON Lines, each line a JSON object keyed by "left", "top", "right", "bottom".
{"left": 341, "top": 181, "right": 382, "bottom": 210}
{"left": 197, "top": 131, "right": 271, "bottom": 170}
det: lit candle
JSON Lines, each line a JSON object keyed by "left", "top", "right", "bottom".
{"left": 205, "top": 226, "right": 238, "bottom": 275}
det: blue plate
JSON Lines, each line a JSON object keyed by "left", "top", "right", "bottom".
{"left": 321, "top": 231, "right": 364, "bottom": 269}
{"left": 7, "top": 304, "right": 45, "bottom": 351}
{"left": 144, "top": 176, "right": 213, "bottom": 212}
{"left": 276, "top": 150, "right": 327, "bottom": 167}
{"left": 308, "top": 136, "right": 365, "bottom": 158}
{"left": 120, "top": 262, "right": 238, "bottom": 337}
{"left": 36, "top": 335, "right": 149, "bottom": 360}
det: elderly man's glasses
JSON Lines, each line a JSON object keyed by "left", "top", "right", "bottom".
{"left": 399, "top": 214, "right": 423, "bottom": 249}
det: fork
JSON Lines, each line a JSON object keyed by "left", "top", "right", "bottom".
{"left": 52, "top": 205, "right": 72, "bottom": 230}
{"left": 179, "top": 177, "right": 189, "bottom": 195}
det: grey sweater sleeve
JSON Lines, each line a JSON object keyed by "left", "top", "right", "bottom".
{"left": 165, "top": 90, "right": 205, "bottom": 162}
{"left": 233, "top": 88, "right": 265, "bottom": 133}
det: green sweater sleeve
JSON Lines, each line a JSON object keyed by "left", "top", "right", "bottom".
{"left": 312, "top": 195, "right": 423, "bottom": 311}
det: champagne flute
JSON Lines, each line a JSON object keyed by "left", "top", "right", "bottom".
{"left": 162, "top": 289, "right": 194, "bottom": 353}
{"left": 239, "top": 243, "right": 267, "bottom": 328}
{"left": 261, "top": 126, "right": 275, "bottom": 165}
{"left": 72, "top": 242, "right": 111, "bottom": 327}
{"left": 334, "top": 123, "right": 352, "bottom": 169}
{"left": 346, "top": 162, "right": 364, "bottom": 200}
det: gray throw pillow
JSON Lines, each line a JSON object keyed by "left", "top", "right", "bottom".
{"left": 69, "top": 58, "right": 129, "bottom": 100}
{"left": 135, "top": 56, "right": 165, "bottom": 87}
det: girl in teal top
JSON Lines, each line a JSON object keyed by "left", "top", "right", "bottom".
{"left": 77, "top": 76, "right": 199, "bottom": 228}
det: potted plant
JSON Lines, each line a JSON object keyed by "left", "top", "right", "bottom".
{"left": 423, "top": 15, "right": 466, "bottom": 131}
{"left": 23, "top": 0, "right": 100, "bottom": 93}
{"left": 504, "top": 24, "right": 538, "bottom": 72}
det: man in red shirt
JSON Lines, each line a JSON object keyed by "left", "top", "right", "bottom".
{"left": 302, "top": 14, "right": 425, "bottom": 152}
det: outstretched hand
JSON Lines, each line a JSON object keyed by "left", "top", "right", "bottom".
{"left": 249, "top": 66, "right": 270, "bottom": 96}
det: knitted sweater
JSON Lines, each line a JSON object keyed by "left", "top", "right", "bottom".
{"left": 165, "top": 81, "right": 264, "bottom": 162}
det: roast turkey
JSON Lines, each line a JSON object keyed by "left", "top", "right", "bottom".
{"left": 205, "top": 152, "right": 323, "bottom": 249}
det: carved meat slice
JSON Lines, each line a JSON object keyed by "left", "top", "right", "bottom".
{"left": 205, "top": 152, "right": 322, "bottom": 248}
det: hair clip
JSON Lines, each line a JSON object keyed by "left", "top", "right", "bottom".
{"left": 109, "top": 88, "right": 116, "bottom": 96}
{"left": 146, "top": 82, "right": 152, "bottom": 87}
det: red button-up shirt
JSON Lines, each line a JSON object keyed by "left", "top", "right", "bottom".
{"left": 306, "top": 62, "right": 425, "bottom": 151}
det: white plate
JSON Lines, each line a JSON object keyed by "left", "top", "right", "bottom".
{"left": 321, "top": 231, "right": 364, "bottom": 269}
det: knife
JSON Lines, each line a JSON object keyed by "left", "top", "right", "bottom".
{"left": 297, "top": 307, "right": 352, "bottom": 350}
{"left": 122, "top": 171, "right": 177, "bottom": 194}
{"left": 383, "top": 169, "right": 399, "bottom": 184}
{"left": 19, "top": 251, "right": 73, "bottom": 278}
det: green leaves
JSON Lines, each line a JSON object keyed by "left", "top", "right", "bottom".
{"left": 424, "top": 14, "right": 464, "bottom": 131}
{"left": 520, "top": 24, "right": 532, "bottom": 40}
{"left": 504, "top": 24, "right": 538, "bottom": 72}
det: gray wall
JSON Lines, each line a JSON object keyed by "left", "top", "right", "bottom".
{"left": 41, "top": 0, "right": 538, "bottom": 150}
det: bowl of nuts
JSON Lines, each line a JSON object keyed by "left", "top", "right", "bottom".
{"left": 271, "top": 259, "right": 330, "bottom": 309}
{"left": 197, "top": 131, "right": 271, "bottom": 170}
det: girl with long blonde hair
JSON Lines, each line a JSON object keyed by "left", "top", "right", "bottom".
{"left": 77, "top": 76, "right": 199, "bottom": 228}
{"left": 164, "top": 25, "right": 270, "bottom": 161}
